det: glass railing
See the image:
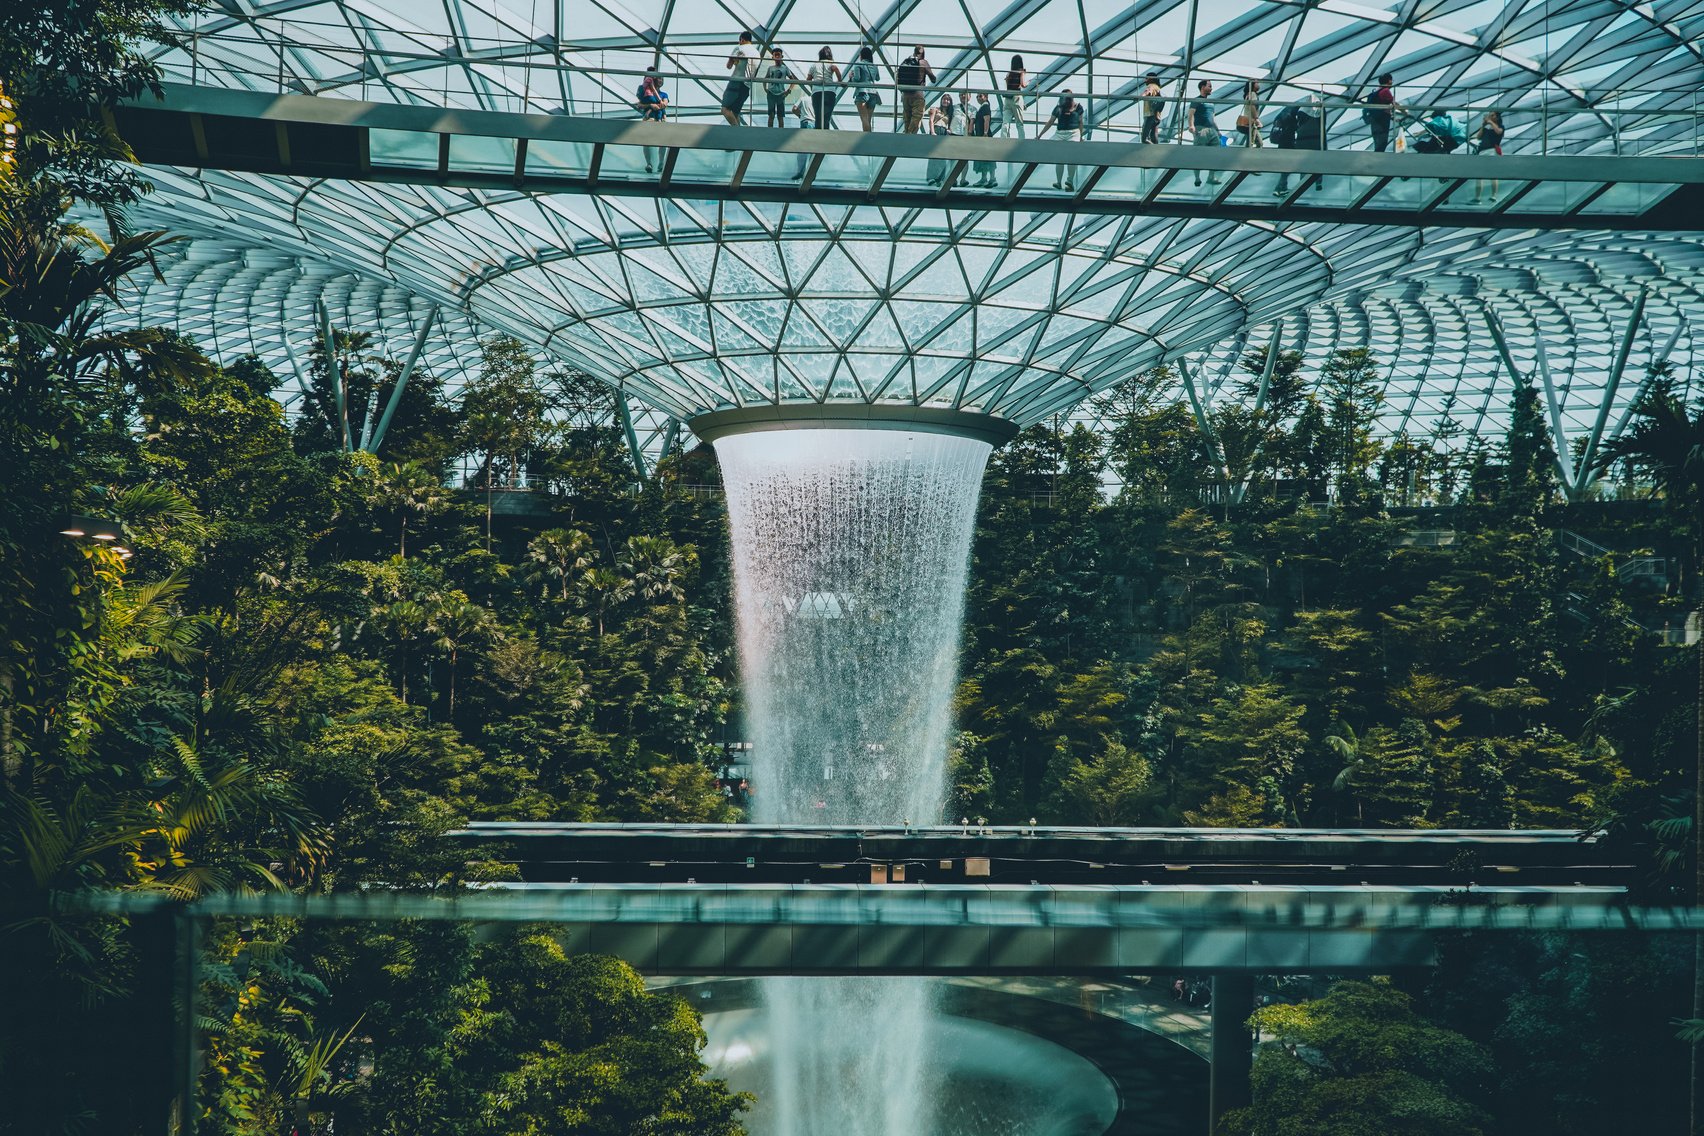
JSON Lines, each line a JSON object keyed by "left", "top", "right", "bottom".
{"left": 157, "top": 24, "right": 1704, "bottom": 159}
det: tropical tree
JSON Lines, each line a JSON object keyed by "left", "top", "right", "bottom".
{"left": 1595, "top": 376, "right": 1704, "bottom": 1126}
{"left": 525, "top": 527, "right": 597, "bottom": 603}
{"left": 384, "top": 461, "right": 449, "bottom": 559}
{"left": 1223, "top": 980, "right": 1492, "bottom": 1136}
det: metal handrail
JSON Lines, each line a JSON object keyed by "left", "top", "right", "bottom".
{"left": 165, "top": 25, "right": 1704, "bottom": 157}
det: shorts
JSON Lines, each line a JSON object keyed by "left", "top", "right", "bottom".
{"left": 722, "top": 81, "right": 750, "bottom": 114}
{"left": 855, "top": 90, "right": 880, "bottom": 107}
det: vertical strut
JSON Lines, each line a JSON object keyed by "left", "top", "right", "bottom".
{"left": 368, "top": 306, "right": 438, "bottom": 455}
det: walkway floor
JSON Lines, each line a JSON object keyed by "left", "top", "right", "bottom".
{"left": 945, "top": 975, "right": 1212, "bottom": 1057}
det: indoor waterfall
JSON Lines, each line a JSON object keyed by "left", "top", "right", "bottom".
{"left": 714, "top": 425, "right": 992, "bottom": 1136}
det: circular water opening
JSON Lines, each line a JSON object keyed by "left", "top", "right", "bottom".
{"left": 702, "top": 1003, "right": 1119, "bottom": 1136}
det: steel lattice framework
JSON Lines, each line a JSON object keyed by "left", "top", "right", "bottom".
{"left": 108, "top": 0, "right": 1704, "bottom": 449}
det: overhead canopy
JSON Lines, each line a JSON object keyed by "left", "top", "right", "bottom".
{"left": 105, "top": 0, "right": 1704, "bottom": 443}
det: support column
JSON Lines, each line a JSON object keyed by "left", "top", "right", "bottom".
{"left": 1209, "top": 973, "right": 1256, "bottom": 1134}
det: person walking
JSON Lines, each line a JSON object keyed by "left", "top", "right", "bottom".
{"left": 1003, "top": 54, "right": 1028, "bottom": 137}
{"left": 848, "top": 46, "right": 881, "bottom": 132}
{"left": 764, "top": 48, "right": 794, "bottom": 128}
{"left": 789, "top": 87, "right": 817, "bottom": 179}
{"left": 1040, "top": 89, "right": 1084, "bottom": 190}
{"left": 1472, "top": 110, "right": 1504, "bottom": 202}
{"left": 1363, "top": 72, "right": 1397, "bottom": 151}
{"left": 925, "top": 92, "right": 960, "bottom": 184}
{"left": 1141, "top": 73, "right": 1164, "bottom": 143}
{"left": 635, "top": 71, "right": 669, "bottom": 173}
{"left": 1238, "top": 79, "right": 1263, "bottom": 147}
{"left": 722, "top": 30, "right": 758, "bottom": 125}
{"left": 898, "top": 45, "right": 936, "bottom": 134}
{"left": 1271, "top": 94, "right": 1324, "bottom": 195}
{"left": 1188, "top": 78, "right": 1224, "bottom": 186}
{"left": 809, "top": 47, "right": 842, "bottom": 129}
{"left": 971, "top": 91, "right": 996, "bottom": 186}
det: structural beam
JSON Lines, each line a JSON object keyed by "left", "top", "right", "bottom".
{"left": 1179, "top": 356, "right": 1232, "bottom": 490}
{"left": 1209, "top": 974, "right": 1255, "bottom": 1134}
{"left": 1484, "top": 306, "right": 1577, "bottom": 495}
{"left": 1233, "top": 322, "right": 1284, "bottom": 504}
{"left": 367, "top": 305, "right": 437, "bottom": 455}
{"left": 316, "top": 299, "right": 354, "bottom": 452}
{"left": 616, "top": 395, "right": 648, "bottom": 480}
{"left": 1605, "top": 316, "right": 1689, "bottom": 455}
{"left": 57, "top": 883, "right": 1657, "bottom": 978}
{"left": 1575, "top": 286, "right": 1649, "bottom": 488}
{"left": 112, "top": 84, "right": 1704, "bottom": 231}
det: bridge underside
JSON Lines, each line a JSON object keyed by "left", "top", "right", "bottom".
{"left": 452, "top": 822, "right": 1631, "bottom": 887}
{"left": 115, "top": 85, "right": 1704, "bottom": 230}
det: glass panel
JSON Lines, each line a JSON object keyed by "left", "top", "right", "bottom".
{"left": 1222, "top": 169, "right": 1306, "bottom": 203}
{"left": 671, "top": 145, "right": 743, "bottom": 183}
{"left": 1086, "top": 165, "right": 1163, "bottom": 200}
{"left": 525, "top": 138, "right": 595, "bottom": 177}
{"left": 1152, "top": 163, "right": 1228, "bottom": 201}
{"left": 368, "top": 127, "right": 438, "bottom": 170}
{"left": 811, "top": 153, "right": 879, "bottom": 191}
{"left": 884, "top": 155, "right": 935, "bottom": 192}
{"left": 599, "top": 142, "right": 652, "bottom": 179}
{"left": 1295, "top": 173, "right": 1376, "bottom": 207}
{"left": 742, "top": 149, "right": 807, "bottom": 185}
{"left": 446, "top": 133, "right": 513, "bottom": 174}
{"left": 1361, "top": 174, "right": 1456, "bottom": 210}
{"left": 1433, "top": 178, "right": 1525, "bottom": 212}
{"left": 1502, "top": 180, "right": 1610, "bottom": 214}
{"left": 1577, "top": 182, "right": 1682, "bottom": 215}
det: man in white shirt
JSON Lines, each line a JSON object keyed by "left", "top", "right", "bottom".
{"left": 722, "top": 31, "right": 758, "bottom": 125}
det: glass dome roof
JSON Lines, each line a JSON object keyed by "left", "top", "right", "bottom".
{"left": 108, "top": 0, "right": 1704, "bottom": 439}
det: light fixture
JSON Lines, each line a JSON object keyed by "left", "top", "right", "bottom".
{"left": 58, "top": 513, "right": 129, "bottom": 553}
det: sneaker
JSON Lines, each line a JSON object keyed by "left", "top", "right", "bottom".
{"left": 1273, "top": 188, "right": 1286, "bottom": 197}
{"left": 1065, "top": 181, "right": 1074, "bottom": 191}
{"left": 1194, "top": 176, "right": 1202, "bottom": 186}
{"left": 1052, "top": 180, "right": 1062, "bottom": 189}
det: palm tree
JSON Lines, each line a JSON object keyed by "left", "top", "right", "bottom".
{"left": 1326, "top": 725, "right": 1366, "bottom": 826}
{"left": 525, "top": 527, "right": 596, "bottom": 603}
{"left": 374, "top": 600, "right": 430, "bottom": 704}
{"left": 620, "top": 535, "right": 695, "bottom": 606}
{"left": 429, "top": 599, "right": 494, "bottom": 716}
{"left": 582, "top": 567, "right": 632, "bottom": 638}
{"left": 1595, "top": 375, "right": 1704, "bottom": 1131}
{"left": 384, "top": 461, "right": 448, "bottom": 559}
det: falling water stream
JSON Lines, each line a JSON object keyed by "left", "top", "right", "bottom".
{"left": 714, "top": 426, "right": 992, "bottom": 1136}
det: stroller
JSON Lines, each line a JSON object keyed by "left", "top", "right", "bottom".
{"left": 1409, "top": 111, "right": 1468, "bottom": 154}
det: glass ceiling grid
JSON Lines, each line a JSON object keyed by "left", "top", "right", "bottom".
{"left": 92, "top": 0, "right": 1704, "bottom": 441}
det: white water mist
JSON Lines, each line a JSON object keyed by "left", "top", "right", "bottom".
{"left": 713, "top": 426, "right": 992, "bottom": 1136}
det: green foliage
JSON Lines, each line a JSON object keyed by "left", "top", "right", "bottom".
{"left": 1223, "top": 981, "right": 1492, "bottom": 1136}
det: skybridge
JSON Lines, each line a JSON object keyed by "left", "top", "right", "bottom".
{"left": 115, "top": 83, "right": 1704, "bottom": 230}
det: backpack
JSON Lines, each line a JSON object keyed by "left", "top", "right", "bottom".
{"left": 896, "top": 58, "right": 922, "bottom": 86}
{"left": 1270, "top": 103, "right": 1299, "bottom": 147}
{"left": 1360, "top": 90, "right": 1390, "bottom": 125}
